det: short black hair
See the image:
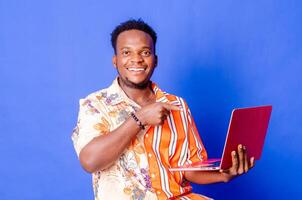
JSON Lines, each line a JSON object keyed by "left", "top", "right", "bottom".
{"left": 111, "top": 19, "right": 157, "bottom": 54}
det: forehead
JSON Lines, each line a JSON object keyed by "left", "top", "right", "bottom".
{"left": 116, "top": 30, "right": 154, "bottom": 49}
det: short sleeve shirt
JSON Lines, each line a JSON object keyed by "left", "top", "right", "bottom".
{"left": 72, "top": 78, "right": 211, "bottom": 200}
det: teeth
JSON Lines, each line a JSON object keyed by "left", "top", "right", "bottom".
{"left": 128, "top": 68, "right": 145, "bottom": 71}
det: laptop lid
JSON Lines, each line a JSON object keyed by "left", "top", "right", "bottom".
{"left": 219, "top": 105, "right": 272, "bottom": 170}
{"left": 168, "top": 105, "right": 272, "bottom": 172}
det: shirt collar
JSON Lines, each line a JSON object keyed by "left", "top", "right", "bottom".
{"left": 106, "top": 77, "right": 170, "bottom": 107}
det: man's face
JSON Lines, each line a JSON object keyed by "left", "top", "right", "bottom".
{"left": 112, "top": 30, "right": 157, "bottom": 89}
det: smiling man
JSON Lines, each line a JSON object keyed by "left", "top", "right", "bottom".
{"left": 72, "top": 19, "right": 254, "bottom": 200}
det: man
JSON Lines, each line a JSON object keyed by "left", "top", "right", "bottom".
{"left": 72, "top": 19, "right": 254, "bottom": 200}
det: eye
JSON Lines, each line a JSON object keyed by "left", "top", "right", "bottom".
{"left": 141, "top": 50, "right": 151, "bottom": 57}
{"left": 121, "top": 50, "right": 130, "bottom": 56}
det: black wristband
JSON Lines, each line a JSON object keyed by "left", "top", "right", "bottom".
{"left": 130, "top": 112, "right": 145, "bottom": 130}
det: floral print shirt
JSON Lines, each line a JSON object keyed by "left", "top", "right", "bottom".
{"left": 72, "top": 78, "right": 212, "bottom": 200}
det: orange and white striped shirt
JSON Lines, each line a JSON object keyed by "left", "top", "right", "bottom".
{"left": 72, "top": 77, "right": 212, "bottom": 200}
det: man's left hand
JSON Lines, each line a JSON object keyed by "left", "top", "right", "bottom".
{"left": 219, "top": 144, "right": 255, "bottom": 182}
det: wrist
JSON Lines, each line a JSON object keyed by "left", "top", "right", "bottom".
{"left": 130, "top": 112, "right": 145, "bottom": 130}
{"left": 134, "top": 111, "right": 147, "bottom": 126}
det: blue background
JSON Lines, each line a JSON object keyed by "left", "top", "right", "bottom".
{"left": 1, "top": 0, "right": 301, "bottom": 199}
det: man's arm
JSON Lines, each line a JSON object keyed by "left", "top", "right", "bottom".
{"left": 79, "top": 116, "right": 141, "bottom": 173}
{"left": 79, "top": 102, "right": 180, "bottom": 173}
{"left": 184, "top": 144, "right": 255, "bottom": 184}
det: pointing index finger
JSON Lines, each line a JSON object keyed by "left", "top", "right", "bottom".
{"left": 162, "top": 103, "right": 182, "bottom": 111}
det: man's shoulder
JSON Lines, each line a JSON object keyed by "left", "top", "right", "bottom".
{"left": 162, "top": 91, "right": 188, "bottom": 107}
{"left": 79, "top": 86, "right": 112, "bottom": 106}
{"left": 153, "top": 82, "right": 187, "bottom": 106}
{"left": 84, "top": 88, "right": 107, "bottom": 100}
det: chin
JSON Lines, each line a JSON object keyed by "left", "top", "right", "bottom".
{"left": 125, "top": 78, "right": 150, "bottom": 89}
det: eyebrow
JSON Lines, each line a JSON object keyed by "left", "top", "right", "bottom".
{"left": 119, "top": 46, "right": 152, "bottom": 50}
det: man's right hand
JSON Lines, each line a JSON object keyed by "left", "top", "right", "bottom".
{"left": 135, "top": 102, "right": 182, "bottom": 126}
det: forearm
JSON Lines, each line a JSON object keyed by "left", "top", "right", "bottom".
{"left": 184, "top": 171, "right": 229, "bottom": 184}
{"left": 79, "top": 117, "right": 141, "bottom": 173}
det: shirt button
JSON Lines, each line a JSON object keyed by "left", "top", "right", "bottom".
{"left": 145, "top": 134, "right": 149, "bottom": 138}
{"left": 156, "top": 190, "right": 161, "bottom": 195}
{"left": 151, "top": 173, "right": 155, "bottom": 178}
{"left": 148, "top": 153, "right": 152, "bottom": 158}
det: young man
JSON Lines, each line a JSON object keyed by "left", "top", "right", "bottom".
{"left": 72, "top": 19, "right": 254, "bottom": 200}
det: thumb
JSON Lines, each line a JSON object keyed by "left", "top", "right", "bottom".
{"left": 220, "top": 169, "right": 229, "bottom": 173}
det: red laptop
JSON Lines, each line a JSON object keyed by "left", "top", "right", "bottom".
{"left": 169, "top": 105, "right": 272, "bottom": 171}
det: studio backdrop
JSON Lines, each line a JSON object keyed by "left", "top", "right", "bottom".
{"left": 0, "top": 0, "right": 301, "bottom": 199}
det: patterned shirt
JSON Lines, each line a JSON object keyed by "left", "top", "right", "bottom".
{"left": 72, "top": 78, "right": 212, "bottom": 200}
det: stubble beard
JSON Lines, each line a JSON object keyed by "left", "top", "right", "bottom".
{"left": 117, "top": 68, "right": 155, "bottom": 90}
{"left": 118, "top": 75, "right": 151, "bottom": 90}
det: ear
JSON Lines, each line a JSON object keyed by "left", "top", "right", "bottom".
{"left": 154, "top": 55, "right": 158, "bottom": 68}
{"left": 112, "top": 55, "right": 117, "bottom": 68}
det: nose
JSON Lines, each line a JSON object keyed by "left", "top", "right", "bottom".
{"left": 130, "top": 52, "right": 143, "bottom": 63}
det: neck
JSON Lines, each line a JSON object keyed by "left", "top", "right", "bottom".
{"left": 117, "top": 77, "right": 155, "bottom": 106}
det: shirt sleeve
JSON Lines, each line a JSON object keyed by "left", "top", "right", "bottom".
{"left": 186, "top": 105, "right": 208, "bottom": 163}
{"left": 71, "top": 97, "right": 111, "bottom": 156}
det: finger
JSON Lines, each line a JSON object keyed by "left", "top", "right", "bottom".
{"left": 231, "top": 150, "right": 239, "bottom": 173}
{"left": 243, "top": 146, "right": 249, "bottom": 173}
{"left": 249, "top": 157, "right": 255, "bottom": 169}
{"left": 220, "top": 169, "right": 230, "bottom": 173}
{"left": 162, "top": 103, "right": 182, "bottom": 111}
{"left": 237, "top": 144, "right": 244, "bottom": 174}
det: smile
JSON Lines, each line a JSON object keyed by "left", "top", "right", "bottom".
{"left": 126, "top": 67, "right": 146, "bottom": 72}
